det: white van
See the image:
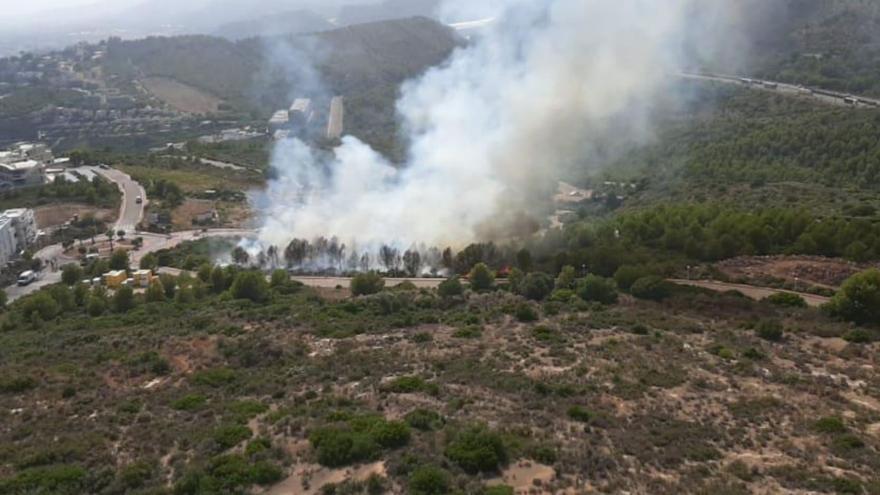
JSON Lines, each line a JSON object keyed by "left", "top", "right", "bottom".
{"left": 17, "top": 271, "right": 36, "bottom": 286}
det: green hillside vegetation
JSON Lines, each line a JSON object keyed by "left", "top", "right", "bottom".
{"left": 101, "top": 17, "right": 461, "bottom": 156}
{"left": 1, "top": 259, "right": 878, "bottom": 493}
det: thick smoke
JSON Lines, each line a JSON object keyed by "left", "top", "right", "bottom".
{"left": 257, "top": 0, "right": 726, "bottom": 258}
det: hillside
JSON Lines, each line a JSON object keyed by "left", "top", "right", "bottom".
{"left": 337, "top": 0, "right": 441, "bottom": 26}
{"left": 100, "top": 16, "right": 461, "bottom": 155}
{"left": 213, "top": 9, "right": 334, "bottom": 40}
{"left": 704, "top": 0, "right": 880, "bottom": 95}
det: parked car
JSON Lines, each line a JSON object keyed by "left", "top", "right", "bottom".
{"left": 17, "top": 271, "right": 36, "bottom": 286}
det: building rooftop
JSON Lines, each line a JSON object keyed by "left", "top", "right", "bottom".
{"left": 0, "top": 160, "right": 40, "bottom": 172}
{"left": 290, "top": 98, "right": 312, "bottom": 113}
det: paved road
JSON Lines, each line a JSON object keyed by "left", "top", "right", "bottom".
{"left": 669, "top": 279, "right": 831, "bottom": 307}
{"left": 679, "top": 72, "right": 880, "bottom": 109}
{"left": 291, "top": 277, "right": 445, "bottom": 289}
{"left": 92, "top": 167, "right": 146, "bottom": 233}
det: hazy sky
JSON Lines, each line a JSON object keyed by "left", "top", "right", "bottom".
{"left": 0, "top": 0, "right": 109, "bottom": 19}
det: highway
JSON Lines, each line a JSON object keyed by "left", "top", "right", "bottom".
{"left": 679, "top": 72, "right": 880, "bottom": 109}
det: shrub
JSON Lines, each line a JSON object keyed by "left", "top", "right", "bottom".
{"left": 518, "top": 272, "right": 555, "bottom": 301}
{"left": 549, "top": 289, "right": 575, "bottom": 303}
{"left": 409, "top": 465, "right": 451, "bottom": 495}
{"left": 828, "top": 269, "right": 880, "bottom": 325}
{"left": 764, "top": 292, "right": 807, "bottom": 308}
{"left": 405, "top": 409, "right": 445, "bottom": 431}
{"left": 814, "top": 416, "right": 847, "bottom": 435}
{"left": 369, "top": 420, "right": 411, "bottom": 448}
{"left": 171, "top": 394, "right": 207, "bottom": 411}
{"left": 484, "top": 486, "right": 514, "bottom": 495}
{"left": 469, "top": 263, "right": 495, "bottom": 291}
{"left": 514, "top": 302, "right": 539, "bottom": 322}
{"left": 160, "top": 274, "right": 177, "bottom": 298}
{"left": 109, "top": 249, "right": 129, "bottom": 271}
{"left": 139, "top": 253, "right": 158, "bottom": 270}
{"left": 145, "top": 280, "right": 166, "bottom": 303}
{"left": 555, "top": 265, "right": 577, "bottom": 290}
{"left": 21, "top": 293, "right": 60, "bottom": 321}
{"left": 613, "top": 265, "right": 649, "bottom": 291}
{"left": 87, "top": 295, "right": 106, "bottom": 317}
{"left": 61, "top": 264, "right": 84, "bottom": 286}
{"left": 385, "top": 376, "right": 438, "bottom": 395}
{"left": 532, "top": 326, "right": 564, "bottom": 344}
{"left": 756, "top": 320, "right": 784, "bottom": 342}
{"left": 629, "top": 276, "right": 673, "bottom": 301}
{"left": 567, "top": 405, "right": 593, "bottom": 423}
{"left": 438, "top": 277, "right": 463, "bottom": 298}
{"left": 0, "top": 376, "right": 37, "bottom": 394}
{"left": 230, "top": 271, "right": 270, "bottom": 303}
{"left": 843, "top": 328, "right": 872, "bottom": 344}
{"left": 445, "top": 424, "right": 508, "bottom": 473}
{"left": 577, "top": 275, "right": 618, "bottom": 304}
{"left": 213, "top": 424, "right": 252, "bottom": 449}
{"left": 453, "top": 325, "right": 482, "bottom": 339}
{"left": 192, "top": 368, "right": 236, "bottom": 387}
{"left": 113, "top": 286, "right": 136, "bottom": 313}
{"left": 351, "top": 272, "right": 385, "bottom": 296}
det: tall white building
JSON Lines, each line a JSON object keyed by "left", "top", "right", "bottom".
{"left": 0, "top": 209, "right": 37, "bottom": 267}
{"left": 0, "top": 216, "right": 17, "bottom": 267}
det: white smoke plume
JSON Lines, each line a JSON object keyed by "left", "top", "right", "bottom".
{"left": 257, "top": 0, "right": 727, "bottom": 255}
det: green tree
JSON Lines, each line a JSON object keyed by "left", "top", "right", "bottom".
{"left": 230, "top": 271, "right": 270, "bottom": 303}
{"left": 61, "top": 264, "right": 84, "bottom": 286}
{"left": 87, "top": 295, "right": 106, "bottom": 317}
{"left": 22, "top": 293, "right": 60, "bottom": 321}
{"left": 469, "top": 263, "right": 494, "bottom": 292}
{"left": 139, "top": 253, "right": 158, "bottom": 270}
{"left": 197, "top": 263, "right": 213, "bottom": 282}
{"left": 630, "top": 276, "right": 674, "bottom": 301}
{"left": 555, "top": 265, "right": 577, "bottom": 290}
{"left": 518, "top": 272, "right": 554, "bottom": 301}
{"left": 829, "top": 269, "right": 880, "bottom": 325}
{"left": 146, "top": 280, "right": 166, "bottom": 303}
{"left": 159, "top": 274, "right": 176, "bottom": 298}
{"left": 438, "top": 277, "right": 463, "bottom": 298}
{"left": 270, "top": 269, "right": 289, "bottom": 289}
{"left": 351, "top": 272, "right": 385, "bottom": 296}
{"left": 211, "top": 266, "right": 228, "bottom": 293}
{"left": 113, "top": 286, "right": 136, "bottom": 313}
{"left": 516, "top": 248, "right": 533, "bottom": 272}
{"left": 577, "top": 275, "right": 618, "bottom": 305}
{"left": 0, "top": 289, "right": 7, "bottom": 309}
{"left": 409, "top": 465, "right": 450, "bottom": 495}
{"left": 109, "top": 249, "right": 129, "bottom": 271}
{"left": 613, "top": 265, "right": 649, "bottom": 291}
{"left": 445, "top": 424, "right": 508, "bottom": 473}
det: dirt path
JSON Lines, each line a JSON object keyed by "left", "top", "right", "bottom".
{"left": 669, "top": 279, "right": 831, "bottom": 307}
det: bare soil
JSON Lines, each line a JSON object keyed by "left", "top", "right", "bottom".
{"left": 34, "top": 203, "right": 115, "bottom": 229}
{"left": 717, "top": 255, "right": 875, "bottom": 289}
{"left": 142, "top": 77, "right": 222, "bottom": 114}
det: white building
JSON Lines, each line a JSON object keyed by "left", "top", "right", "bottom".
{"left": 0, "top": 160, "right": 45, "bottom": 189}
{"left": 326, "top": 96, "right": 345, "bottom": 140}
{"left": 289, "top": 98, "right": 313, "bottom": 126}
{"left": 0, "top": 209, "right": 36, "bottom": 267}
{"left": 0, "top": 142, "right": 51, "bottom": 189}
{"left": 0, "top": 216, "right": 17, "bottom": 267}
{"left": 269, "top": 110, "right": 290, "bottom": 132}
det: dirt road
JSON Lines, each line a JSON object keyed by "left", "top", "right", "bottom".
{"left": 669, "top": 279, "right": 831, "bottom": 307}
